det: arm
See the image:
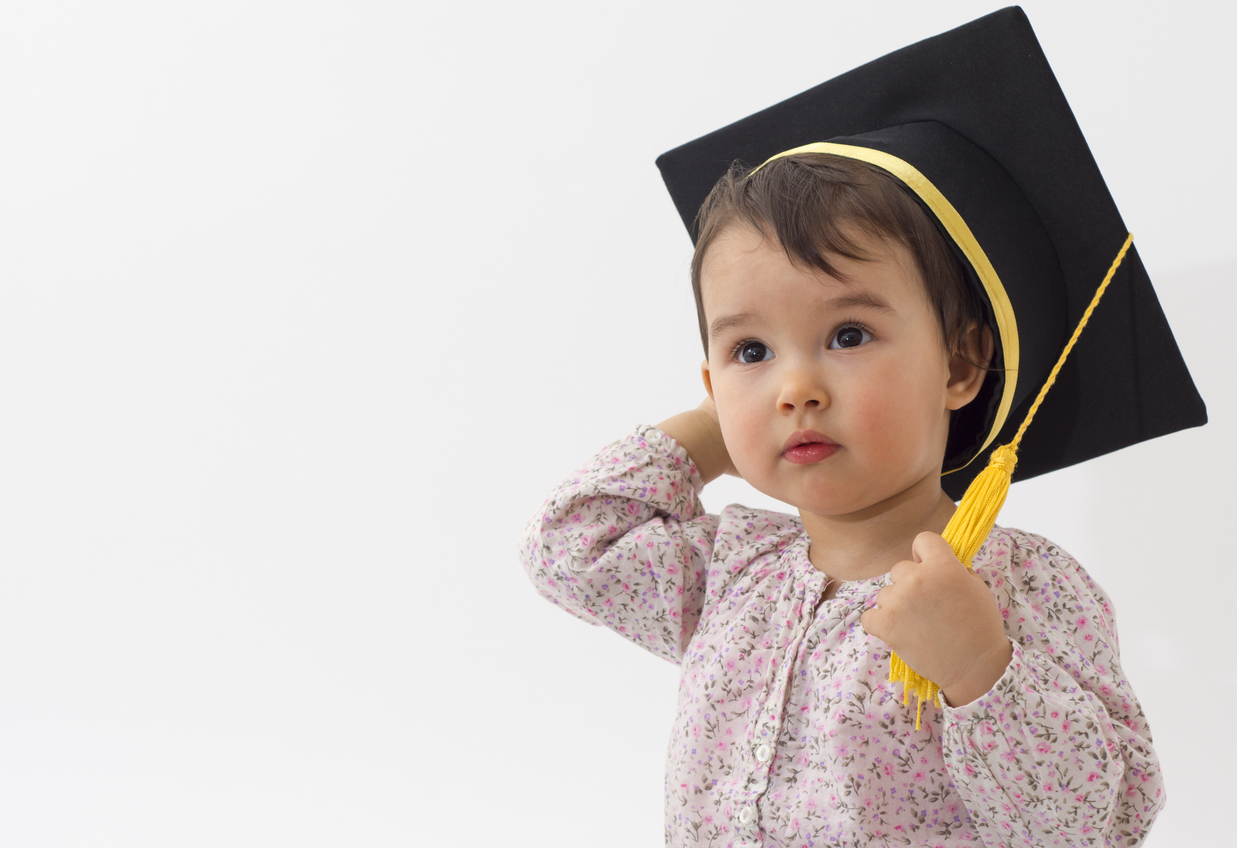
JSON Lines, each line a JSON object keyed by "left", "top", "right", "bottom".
{"left": 517, "top": 406, "right": 734, "bottom": 663}
{"left": 940, "top": 530, "right": 1164, "bottom": 847}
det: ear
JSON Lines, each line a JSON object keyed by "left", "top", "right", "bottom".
{"left": 701, "top": 359, "right": 714, "bottom": 400}
{"left": 945, "top": 323, "right": 995, "bottom": 411}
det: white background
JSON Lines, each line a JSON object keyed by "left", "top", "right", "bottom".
{"left": 0, "top": 0, "right": 1232, "bottom": 844}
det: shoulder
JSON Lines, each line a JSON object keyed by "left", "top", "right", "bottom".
{"left": 975, "top": 525, "right": 1117, "bottom": 639}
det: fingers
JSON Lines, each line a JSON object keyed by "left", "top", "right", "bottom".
{"left": 911, "top": 530, "right": 956, "bottom": 563}
{"left": 888, "top": 559, "right": 912, "bottom": 584}
{"left": 860, "top": 605, "right": 884, "bottom": 641}
{"left": 882, "top": 534, "right": 964, "bottom": 588}
{"left": 861, "top": 584, "right": 892, "bottom": 640}
{"left": 864, "top": 532, "right": 969, "bottom": 642}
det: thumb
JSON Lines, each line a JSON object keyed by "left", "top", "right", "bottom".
{"left": 912, "top": 530, "right": 958, "bottom": 564}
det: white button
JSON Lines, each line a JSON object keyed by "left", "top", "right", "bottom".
{"left": 755, "top": 743, "right": 772, "bottom": 763}
{"left": 738, "top": 805, "right": 754, "bottom": 825}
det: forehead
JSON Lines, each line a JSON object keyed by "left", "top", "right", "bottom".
{"left": 699, "top": 224, "right": 924, "bottom": 311}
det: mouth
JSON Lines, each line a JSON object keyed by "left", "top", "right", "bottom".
{"left": 782, "top": 430, "right": 838, "bottom": 454}
{"left": 782, "top": 430, "right": 839, "bottom": 465}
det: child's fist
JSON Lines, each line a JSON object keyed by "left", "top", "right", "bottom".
{"left": 860, "top": 531, "right": 1013, "bottom": 706}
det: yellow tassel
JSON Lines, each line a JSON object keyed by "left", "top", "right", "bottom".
{"left": 888, "top": 233, "right": 1135, "bottom": 729}
{"left": 942, "top": 446, "right": 1017, "bottom": 566}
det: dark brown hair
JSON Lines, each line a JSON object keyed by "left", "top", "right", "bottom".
{"left": 690, "top": 153, "right": 986, "bottom": 360}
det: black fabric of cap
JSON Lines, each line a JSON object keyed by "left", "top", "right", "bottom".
{"left": 655, "top": 5, "right": 1207, "bottom": 500}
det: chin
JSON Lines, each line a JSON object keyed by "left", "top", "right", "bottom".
{"left": 748, "top": 480, "right": 860, "bottom": 517}
{"left": 795, "top": 499, "right": 873, "bottom": 520}
{"left": 785, "top": 481, "right": 892, "bottom": 518}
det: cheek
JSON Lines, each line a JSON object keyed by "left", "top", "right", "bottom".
{"left": 847, "top": 365, "right": 946, "bottom": 445}
{"left": 713, "top": 381, "right": 768, "bottom": 457}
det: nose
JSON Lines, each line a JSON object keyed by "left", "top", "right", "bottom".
{"left": 776, "top": 364, "right": 829, "bottom": 412}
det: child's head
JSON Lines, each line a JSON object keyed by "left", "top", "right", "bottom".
{"left": 692, "top": 154, "right": 995, "bottom": 516}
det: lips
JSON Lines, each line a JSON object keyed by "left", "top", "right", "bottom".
{"left": 782, "top": 429, "right": 837, "bottom": 454}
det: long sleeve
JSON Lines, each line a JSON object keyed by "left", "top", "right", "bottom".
{"left": 940, "top": 529, "right": 1164, "bottom": 847}
{"left": 517, "top": 424, "right": 721, "bottom": 664}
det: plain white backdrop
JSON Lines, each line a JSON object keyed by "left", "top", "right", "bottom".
{"left": 0, "top": 0, "right": 1232, "bottom": 844}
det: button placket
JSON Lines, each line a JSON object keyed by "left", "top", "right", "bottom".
{"left": 734, "top": 556, "right": 822, "bottom": 843}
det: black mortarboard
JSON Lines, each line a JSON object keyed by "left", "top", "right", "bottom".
{"left": 655, "top": 6, "right": 1207, "bottom": 502}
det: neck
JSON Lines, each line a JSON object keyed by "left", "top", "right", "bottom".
{"left": 800, "top": 471, "right": 957, "bottom": 582}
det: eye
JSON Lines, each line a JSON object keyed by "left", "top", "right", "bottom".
{"left": 829, "top": 324, "right": 873, "bottom": 350}
{"left": 731, "top": 340, "right": 774, "bottom": 364}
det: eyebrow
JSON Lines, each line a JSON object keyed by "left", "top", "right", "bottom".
{"left": 708, "top": 292, "right": 895, "bottom": 339}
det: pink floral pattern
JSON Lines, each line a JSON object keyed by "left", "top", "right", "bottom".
{"left": 519, "top": 426, "right": 1164, "bottom": 846}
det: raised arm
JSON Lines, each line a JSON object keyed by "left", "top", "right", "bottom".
{"left": 518, "top": 402, "right": 737, "bottom": 664}
{"left": 941, "top": 529, "right": 1164, "bottom": 847}
{"left": 654, "top": 396, "right": 736, "bottom": 485}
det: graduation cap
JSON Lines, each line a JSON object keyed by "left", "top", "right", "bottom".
{"left": 655, "top": 6, "right": 1206, "bottom": 723}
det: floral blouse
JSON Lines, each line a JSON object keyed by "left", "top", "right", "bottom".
{"left": 518, "top": 425, "right": 1164, "bottom": 847}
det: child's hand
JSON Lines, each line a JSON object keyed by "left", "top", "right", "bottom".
{"left": 657, "top": 398, "right": 739, "bottom": 484}
{"left": 694, "top": 396, "right": 740, "bottom": 478}
{"left": 860, "top": 532, "right": 1013, "bottom": 706}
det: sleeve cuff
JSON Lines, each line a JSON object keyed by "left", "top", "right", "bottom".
{"left": 634, "top": 423, "right": 707, "bottom": 495}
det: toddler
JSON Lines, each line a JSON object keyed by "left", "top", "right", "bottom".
{"left": 519, "top": 9, "right": 1201, "bottom": 847}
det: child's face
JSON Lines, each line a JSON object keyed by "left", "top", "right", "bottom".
{"left": 700, "top": 225, "right": 984, "bottom": 520}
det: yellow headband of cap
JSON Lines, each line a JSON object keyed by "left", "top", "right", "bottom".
{"left": 750, "top": 142, "right": 1019, "bottom": 468}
